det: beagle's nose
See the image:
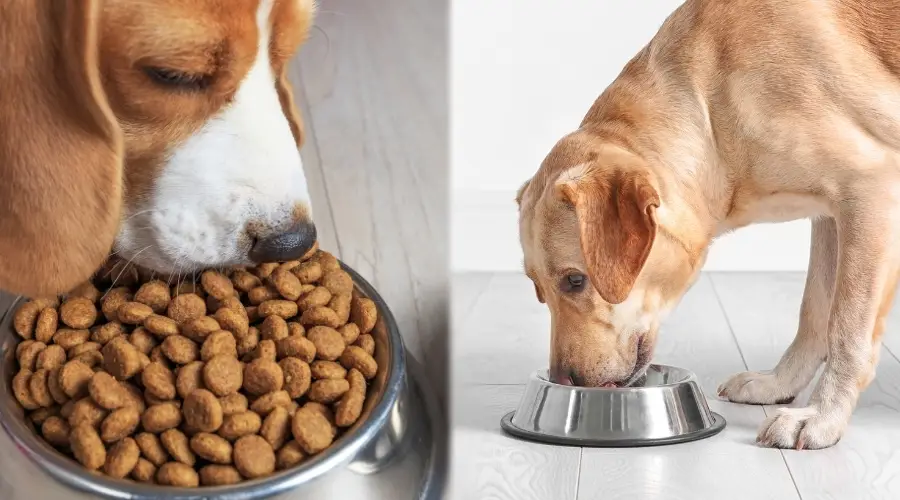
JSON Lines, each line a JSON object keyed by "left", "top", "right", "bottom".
{"left": 249, "top": 221, "right": 317, "bottom": 263}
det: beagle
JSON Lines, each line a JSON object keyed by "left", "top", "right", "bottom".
{"left": 517, "top": 0, "right": 900, "bottom": 450}
{"left": 0, "top": 0, "right": 316, "bottom": 298}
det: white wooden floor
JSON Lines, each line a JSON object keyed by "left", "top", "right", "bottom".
{"left": 451, "top": 272, "right": 900, "bottom": 500}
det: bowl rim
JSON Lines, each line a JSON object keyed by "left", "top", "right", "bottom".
{"left": 531, "top": 363, "right": 696, "bottom": 391}
{"left": 0, "top": 264, "right": 407, "bottom": 500}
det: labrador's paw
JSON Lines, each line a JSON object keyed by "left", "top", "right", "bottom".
{"left": 756, "top": 406, "right": 845, "bottom": 450}
{"left": 717, "top": 371, "right": 796, "bottom": 405}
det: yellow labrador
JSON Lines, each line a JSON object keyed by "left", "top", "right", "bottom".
{"left": 517, "top": 0, "right": 900, "bottom": 450}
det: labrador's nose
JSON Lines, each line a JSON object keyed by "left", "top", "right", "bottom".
{"left": 249, "top": 221, "right": 317, "bottom": 263}
{"left": 549, "top": 365, "right": 576, "bottom": 386}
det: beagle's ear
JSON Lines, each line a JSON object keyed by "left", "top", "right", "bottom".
{"left": 558, "top": 168, "right": 660, "bottom": 304}
{"left": 0, "top": 0, "right": 124, "bottom": 297}
{"left": 275, "top": 67, "right": 306, "bottom": 148}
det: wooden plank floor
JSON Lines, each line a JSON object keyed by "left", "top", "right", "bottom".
{"left": 288, "top": 0, "right": 449, "bottom": 399}
{"left": 452, "top": 272, "right": 900, "bottom": 500}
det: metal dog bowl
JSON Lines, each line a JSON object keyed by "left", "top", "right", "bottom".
{"left": 501, "top": 364, "right": 725, "bottom": 447}
{"left": 0, "top": 266, "right": 446, "bottom": 500}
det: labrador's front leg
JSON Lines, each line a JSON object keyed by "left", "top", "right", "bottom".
{"left": 756, "top": 205, "right": 900, "bottom": 450}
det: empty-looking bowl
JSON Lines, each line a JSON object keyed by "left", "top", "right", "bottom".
{"left": 501, "top": 364, "right": 725, "bottom": 447}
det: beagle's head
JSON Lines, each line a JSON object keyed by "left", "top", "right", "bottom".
{"left": 517, "top": 130, "right": 704, "bottom": 387}
{"left": 0, "top": 0, "right": 316, "bottom": 296}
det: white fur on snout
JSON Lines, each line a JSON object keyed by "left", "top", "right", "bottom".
{"left": 116, "top": 0, "right": 311, "bottom": 273}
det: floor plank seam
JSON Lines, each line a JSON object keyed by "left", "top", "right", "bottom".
{"left": 573, "top": 448, "right": 584, "bottom": 500}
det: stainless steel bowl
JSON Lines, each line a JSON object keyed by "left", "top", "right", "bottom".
{"left": 0, "top": 266, "right": 446, "bottom": 499}
{"left": 501, "top": 364, "right": 725, "bottom": 447}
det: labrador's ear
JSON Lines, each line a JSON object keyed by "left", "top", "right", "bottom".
{"left": 0, "top": 0, "right": 124, "bottom": 297}
{"left": 558, "top": 168, "right": 660, "bottom": 304}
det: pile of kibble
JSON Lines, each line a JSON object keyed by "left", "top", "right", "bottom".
{"left": 9, "top": 246, "right": 380, "bottom": 487}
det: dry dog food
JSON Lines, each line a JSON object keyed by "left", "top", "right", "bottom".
{"left": 9, "top": 247, "right": 379, "bottom": 487}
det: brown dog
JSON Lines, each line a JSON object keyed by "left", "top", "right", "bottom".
{"left": 0, "top": 0, "right": 316, "bottom": 298}
{"left": 517, "top": 0, "right": 900, "bottom": 450}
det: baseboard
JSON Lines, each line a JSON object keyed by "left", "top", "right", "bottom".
{"left": 451, "top": 189, "right": 812, "bottom": 272}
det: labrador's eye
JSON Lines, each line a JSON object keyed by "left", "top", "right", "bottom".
{"left": 144, "top": 67, "right": 208, "bottom": 90}
{"left": 561, "top": 273, "right": 587, "bottom": 293}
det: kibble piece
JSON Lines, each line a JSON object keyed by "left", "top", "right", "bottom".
{"left": 41, "top": 416, "right": 71, "bottom": 447}
{"left": 276, "top": 334, "right": 316, "bottom": 362}
{"left": 297, "top": 286, "right": 332, "bottom": 311}
{"left": 291, "top": 407, "right": 335, "bottom": 454}
{"left": 47, "top": 367, "right": 68, "bottom": 404}
{"left": 351, "top": 296, "right": 378, "bottom": 334}
{"left": 156, "top": 462, "right": 199, "bottom": 487}
{"left": 214, "top": 307, "right": 249, "bottom": 337}
{"left": 292, "top": 261, "right": 322, "bottom": 284}
{"left": 310, "top": 360, "right": 347, "bottom": 380}
{"left": 338, "top": 323, "right": 360, "bottom": 345}
{"left": 261, "top": 406, "right": 291, "bottom": 450}
{"left": 288, "top": 322, "right": 305, "bottom": 337}
{"left": 13, "top": 300, "right": 50, "bottom": 339}
{"left": 59, "top": 361, "right": 95, "bottom": 398}
{"left": 308, "top": 379, "right": 350, "bottom": 404}
{"left": 117, "top": 301, "right": 153, "bottom": 325}
{"left": 30, "top": 406, "right": 59, "bottom": 426}
{"left": 101, "top": 288, "right": 132, "bottom": 321}
{"left": 172, "top": 281, "right": 204, "bottom": 297}
{"left": 161, "top": 336, "right": 199, "bottom": 365}
{"left": 122, "top": 383, "right": 147, "bottom": 413}
{"left": 135, "top": 433, "right": 169, "bottom": 466}
{"left": 74, "top": 350, "right": 104, "bottom": 369}
{"left": 91, "top": 321, "right": 126, "bottom": 345}
{"left": 13, "top": 370, "right": 39, "bottom": 410}
{"left": 161, "top": 429, "right": 196, "bottom": 466}
{"left": 190, "top": 432, "right": 233, "bottom": 464}
{"left": 67, "top": 281, "right": 100, "bottom": 302}
{"left": 167, "top": 293, "right": 206, "bottom": 324}
{"left": 34, "top": 307, "right": 58, "bottom": 343}
{"left": 243, "top": 359, "right": 284, "bottom": 395}
{"left": 276, "top": 441, "right": 306, "bottom": 470}
{"left": 321, "top": 269, "right": 353, "bottom": 297}
{"left": 203, "top": 356, "right": 243, "bottom": 396}
{"left": 181, "top": 316, "right": 220, "bottom": 343}
{"left": 250, "top": 339, "right": 278, "bottom": 362}
{"left": 176, "top": 361, "right": 206, "bottom": 399}
{"left": 260, "top": 315, "right": 289, "bottom": 342}
{"left": 89, "top": 372, "right": 131, "bottom": 409}
{"left": 104, "top": 437, "right": 140, "bottom": 478}
{"left": 245, "top": 306, "right": 261, "bottom": 323}
{"left": 35, "top": 345, "right": 66, "bottom": 371}
{"left": 201, "top": 330, "right": 238, "bottom": 361}
{"left": 249, "top": 390, "right": 292, "bottom": 415}
{"left": 142, "top": 402, "right": 182, "bottom": 433}
{"left": 270, "top": 268, "right": 303, "bottom": 301}
{"left": 70, "top": 424, "right": 106, "bottom": 470}
{"left": 219, "top": 393, "right": 249, "bottom": 416}
{"left": 101, "top": 406, "right": 141, "bottom": 442}
{"left": 183, "top": 389, "right": 224, "bottom": 433}
{"left": 129, "top": 327, "right": 158, "bottom": 355}
{"left": 254, "top": 262, "right": 279, "bottom": 280}
{"left": 29, "top": 368, "right": 54, "bottom": 407}
{"left": 329, "top": 293, "right": 352, "bottom": 324}
{"left": 218, "top": 411, "right": 262, "bottom": 441}
{"left": 300, "top": 306, "right": 341, "bottom": 329}
{"left": 60, "top": 399, "right": 76, "bottom": 419}
{"left": 336, "top": 369, "right": 367, "bottom": 427}
{"left": 248, "top": 285, "right": 281, "bottom": 305}
{"left": 340, "top": 346, "right": 378, "bottom": 379}
{"left": 309, "top": 250, "right": 340, "bottom": 272}
{"left": 52, "top": 328, "right": 90, "bottom": 350}
{"left": 134, "top": 280, "right": 171, "bottom": 314}
{"left": 59, "top": 298, "right": 98, "bottom": 329}
{"left": 231, "top": 270, "right": 262, "bottom": 293}
{"left": 308, "top": 326, "right": 345, "bottom": 361}
{"left": 68, "top": 341, "right": 100, "bottom": 357}
{"left": 199, "top": 465, "right": 242, "bottom": 486}
{"left": 355, "top": 334, "right": 375, "bottom": 356}
{"left": 218, "top": 296, "right": 245, "bottom": 313}
{"left": 258, "top": 300, "right": 299, "bottom": 320}
{"left": 102, "top": 339, "right": 142, "bottom": 380}
{"left": 233, "top": 435, "right": 276, "bottom": 479}
{"left": 303, "top": 402, "right": 336, "bottom": 432}
{"left": 17, "top": 341, "right": 46, "bottom": 371}
{"left": 144, "top": 314, "right": 180, "bottom": 337}
{"left": 236, "top": 326, "right": 260, "bottom": 356}
{"left": 142, "top": 362, "right": 176, "bottom": 400}
{"left": 280, "top": 357, "right": 312, "bottom": 399}
{"left": 69, "top": 398, "right": 108, "bottom": 429}
{"left": 201, "top": 270, "right": 236, "bottom": 300}
{"left": 132, "top": 458, "right": 157, "bottom": 483}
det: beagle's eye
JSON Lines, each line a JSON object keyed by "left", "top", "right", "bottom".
{"left": 561, "top": 273, "right": 587, "bottom": 293}
{"left": 144, "top": 67, "right": 208, "bottom": 90}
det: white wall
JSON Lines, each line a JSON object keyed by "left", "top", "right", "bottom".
{"left": 451, "top": 0, "right": 811, "bottom": 272}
